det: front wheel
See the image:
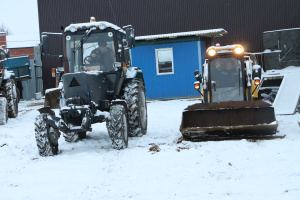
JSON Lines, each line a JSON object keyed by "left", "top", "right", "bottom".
{"left": 35, "top": 114, "right": 60, "bottom": 156}
{"left": 5, "top": 79, "right": 18, "bottom": 118}
{"left": 107, "top": 104, "right": 128, "bottom": 150}
{"left": 63, "top": 131, "right": 86, "bottom": 143}
{"left": 123, "top": 79, "right": 147, "bottom": 137}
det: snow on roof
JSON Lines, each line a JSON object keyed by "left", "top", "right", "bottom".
{"left": 135, "top": 28, "right": 227, "bottom": 41}
{"left": 64, "top": 21, "right": 125, "bottom": 34}
{"left": 6, "top": 34, "right": 40, "bottom": 49}
{"left": 263, "top": 27, "right": 300, "bottom": 33}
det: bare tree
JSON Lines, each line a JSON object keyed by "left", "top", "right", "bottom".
{"left": 0, "top": 23, "right": 12, "bottom": 35}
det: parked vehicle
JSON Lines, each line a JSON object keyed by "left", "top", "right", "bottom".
{"left": 35, "top": 17, "right": 147, "bottom": 156}
{"left": 180, "top": 44, "right": 277, "bottom": 140}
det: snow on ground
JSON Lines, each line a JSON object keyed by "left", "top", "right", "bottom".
{"left": 0, "top": 98, "right": 300, "bottom": 200}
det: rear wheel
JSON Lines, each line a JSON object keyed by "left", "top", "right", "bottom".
{"left": 107, "top": 104, "right": 128, "bottom": 149}
{"left": 0, "top": 97, "right": 8, "bottom": 125}
{"left": 123, "top": 79, "right": 147, "bottom": 137}
{"left": 35, "top": 114, "right": 60, "bottom": 156}
{"left": 5, "top": 79, "right": 18, "bottom": 118}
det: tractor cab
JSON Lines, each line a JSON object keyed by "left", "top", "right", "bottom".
{"left": 63, "top": 18, "right": 133, "bottom": 73}
{"left": 197, "top": 44, "right": 261, "bottom": 103}
{"left": 41, "top": 17, "right": 137, "bottom": 105}
{"left": 206, "top": 45, "right": 245, "bottom": 102}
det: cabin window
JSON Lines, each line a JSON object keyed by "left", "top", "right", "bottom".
{"left": 155, "top": 48, "right": 174, "bottom": 75}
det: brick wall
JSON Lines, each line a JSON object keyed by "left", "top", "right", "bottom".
{"left": 0, "top": 33, "right": 7, "bottom": 49}
{"left": 9, "top": 48, "right": 34, "bottom": 59}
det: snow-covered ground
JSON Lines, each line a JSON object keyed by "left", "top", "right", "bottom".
{"left": 1, "top": 98, "right": 300, "bottom": 200}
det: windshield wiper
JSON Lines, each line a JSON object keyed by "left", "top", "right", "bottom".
{"left": 73, "top": 27, "right": 96, "bottom": 53}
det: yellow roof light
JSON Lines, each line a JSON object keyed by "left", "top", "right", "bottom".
{"left": 234, "top": 46, "right": 244, "bottom": 54}
{"left": 90, "top": 16, "right": 96, "bottom": 22}
{"left": 208, "top": 48, "right": 217, "bottom": 56}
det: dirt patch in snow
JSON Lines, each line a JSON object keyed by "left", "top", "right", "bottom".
{"left": 176, "top": 147, "right": 190, "bottom": 152}
{"left": 26, "top": 102, "right": 44, "bottom": 107}
{"left": 149, "top": 144, "right": 160, "bottom": 153}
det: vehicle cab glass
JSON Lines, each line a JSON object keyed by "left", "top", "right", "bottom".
{"left": 209, "top": 57, "right": 244, "bottom": 102}
{"left": 66, "top": 30, "right": 118, "bottom": 73}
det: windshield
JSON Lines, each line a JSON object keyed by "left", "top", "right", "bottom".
{"left": 66, "top": 32, "right": 116, "bottom": 73}
{"left": 209, "top": 57, "right": 244, "bottom": 102}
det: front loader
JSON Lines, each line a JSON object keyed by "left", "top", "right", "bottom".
{"left": 35, "top": 17, "right": 147, "bottom": 156}
{"left": 180, "top": 44, "right": 278, "bottom": 140}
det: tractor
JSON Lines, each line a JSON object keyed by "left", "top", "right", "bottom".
{"left": 35, "top": 17, "right": 147, "bottom": 156}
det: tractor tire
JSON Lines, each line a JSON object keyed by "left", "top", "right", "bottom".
{"left": 35, "top": 114, "right": 60, "bottom": 156}
{"left": 63, "top": 132, "right": 79, "bottom": 143}
{"left": 63, "top": 131, "right": 86, "bottom": 143}
{"left": 5, "top": 80, "right": 18, "bottom": 118}
{"left": 78, "top": 132, "right": 87, "bottom": 139}
{"left": 107, "top": 104, "right": 128, "bottom": 150}
{"left": 123, "top": 79, "right": 147, "bottom": 137}
{"left": 0, "top": 97, "right": 8, "bottom": 125}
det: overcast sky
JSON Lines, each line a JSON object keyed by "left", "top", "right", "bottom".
{"left": 0, "top": 0, "right": 39, "bottom": 39}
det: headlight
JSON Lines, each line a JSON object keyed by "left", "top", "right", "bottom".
{"left": 70, "top": 26, "right": 77, "bottom": 32}
{"left": 99, "top": 23, "right": 106, "bottom": 30}
{"left": 207, "top": 49, "right": 217, "bottom": 56}
{"left": 234, "top": 46, "right": 244, "bottom": 54}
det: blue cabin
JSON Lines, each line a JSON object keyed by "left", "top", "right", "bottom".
{"left": 131, "top": 29, "right": 227, "bottom": 99}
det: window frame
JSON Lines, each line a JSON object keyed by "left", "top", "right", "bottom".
{"left": 155, "top": 47, "right": 174, "bottom": 75}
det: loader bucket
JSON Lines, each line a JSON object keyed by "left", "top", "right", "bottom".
{"left": 180, "top": 100, "right": 278, "bottom": 140}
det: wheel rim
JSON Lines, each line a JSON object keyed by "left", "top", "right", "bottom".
{"left": 139, "top": 89, "right": 147, "bottom": 129}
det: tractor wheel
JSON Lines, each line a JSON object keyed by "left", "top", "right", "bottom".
{"left": 78, "top": 131, "right": 87, "bottom": 139}
{"left": 107, "top": 104, "right": 128, "bottom": 150}
{"left": 63, "top": 131, "right": 86, "bottom": 142}
{"left": 63, "top": 131, "right": 79, "bottom": 143}
{"left": 0, "top": 97, "right": 8, "bottom": 125}
{"left": 35, "top": 114, "right": 60, "bottom": 156}
{"left": 123, "top": 79, "right": 147, "bottom": 137}
{"left": 5, "top": 79, "right": 18, "bottom": 118}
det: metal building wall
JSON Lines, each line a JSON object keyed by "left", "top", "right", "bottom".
{"left": 37, "top": 0, "right": 300, "bottom": 90}
{"left": 21, "top": 59, "right": 36, "bottom": 100}
{"left": 131, "top": 40, "right": 204, "bottom": 99}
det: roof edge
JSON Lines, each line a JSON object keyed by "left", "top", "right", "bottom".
{"left": 136, "top": 28, "right": 227, "bottom": 41}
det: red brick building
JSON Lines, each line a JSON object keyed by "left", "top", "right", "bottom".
{"left": 0, "top": 33, "right": 43, "bottom": 100}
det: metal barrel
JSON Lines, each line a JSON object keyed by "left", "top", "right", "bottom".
{"left": 180, "top": 100, "right": 278, "bottom": 139}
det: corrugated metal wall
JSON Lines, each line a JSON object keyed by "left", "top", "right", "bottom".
{"left": 131, "top": 40, "right": 204, "bottom": 99}
{"left": 38, "top": 0, "right": 300, "bottom": 90}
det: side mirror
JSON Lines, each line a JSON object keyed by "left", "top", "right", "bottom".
{"left": 58, "top": 55, "right": 63, "bottom": 67}
{"left": 194, "top": 70, "right": 202, "bottom": 83}
{"left": 41, "top": 35, "right": 49, "bottom": 55}
{"left": 126, "top": 28, "right": 135, "bottom": 48}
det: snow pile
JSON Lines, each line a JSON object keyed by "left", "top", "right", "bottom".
{"left": 0, "top": 98, "right": 300, "bottom": 199}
